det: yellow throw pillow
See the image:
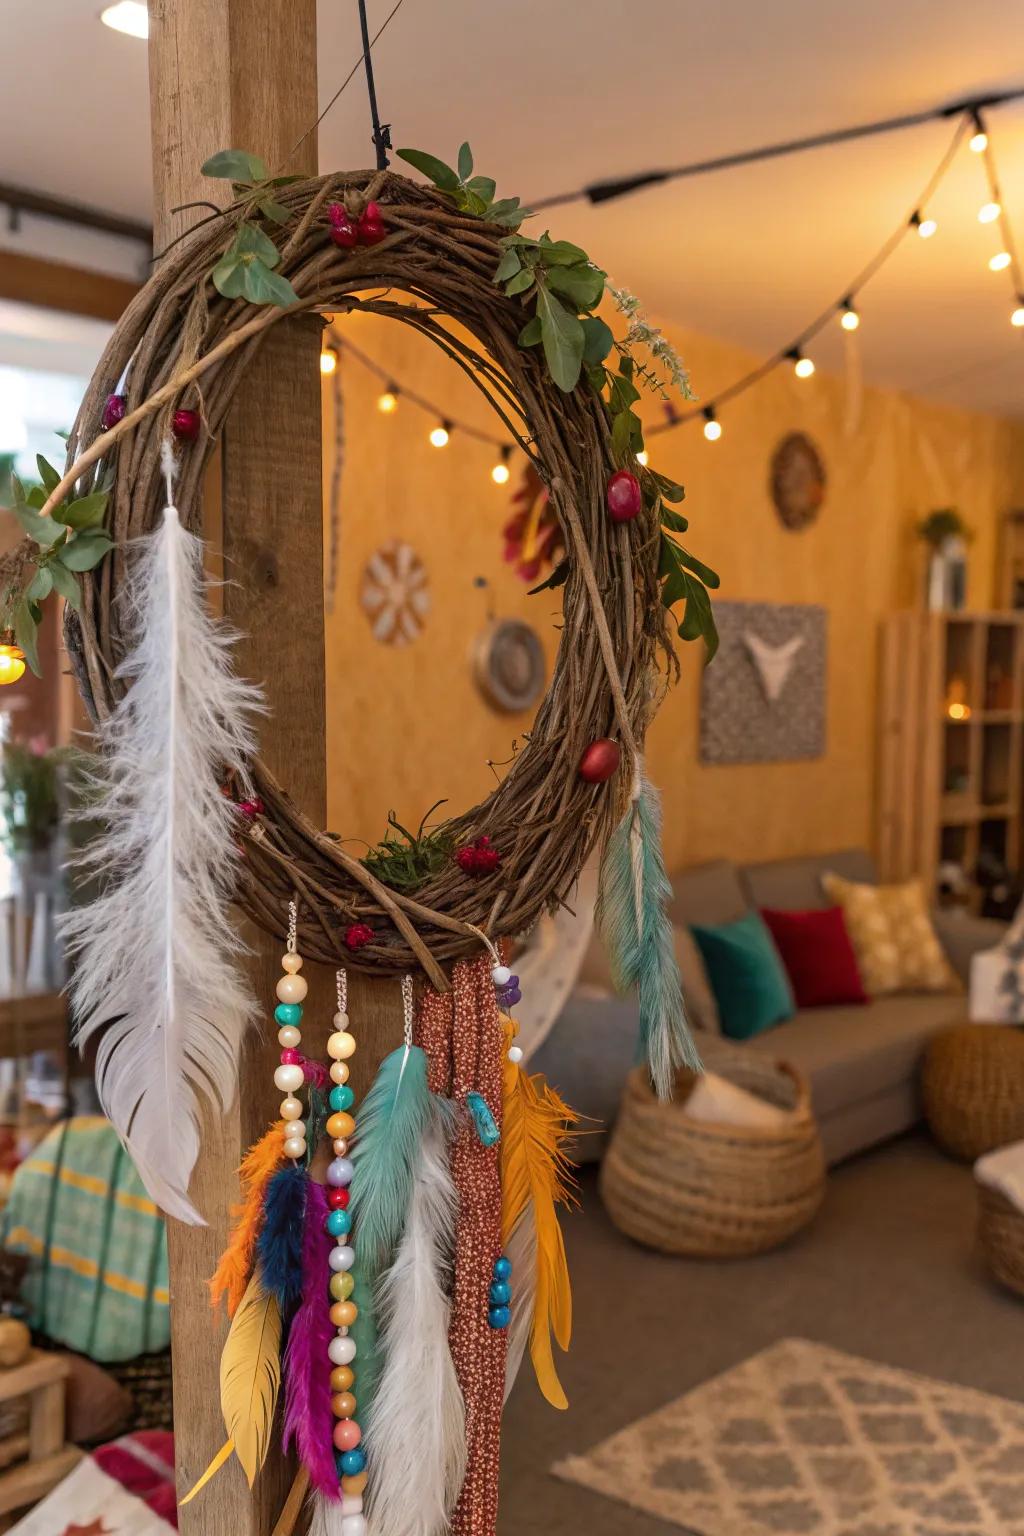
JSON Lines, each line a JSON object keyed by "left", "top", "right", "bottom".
{"left": 820, "top": 872, "right": 959, "bottom": 996}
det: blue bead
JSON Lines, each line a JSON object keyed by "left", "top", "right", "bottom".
{"left": 275, "top": 1002, "right": 302, "bottom": 1027}
{"left": 326, "top": 1209, "right": 352, "bottom": 1237}
{"left": 340, "top": 1449, "right": 366, "bottom": 1476}
{"left": 330, "top": 1084, "right": 355, "bottom": 1112}
{"left": 488, "top": 1305, "right": 511, "bottom": 1330}
{"left": 489, "top": 1281, "right": 511, "bottom": 1305}
{"left": 493, "top": 1256, "right": 512, "bottom": 1282}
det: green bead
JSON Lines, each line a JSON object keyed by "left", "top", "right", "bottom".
{"left": 275, "top": 1002, "right": 302, "bottom": 1027}
{"left": 330, "top": 1084, "right": 355, "bottom": 1113}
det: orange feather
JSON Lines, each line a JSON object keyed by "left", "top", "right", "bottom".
{"left": 209, "top": 1121, "right": 286, "bottom": 1318}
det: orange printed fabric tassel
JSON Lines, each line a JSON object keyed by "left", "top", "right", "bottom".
{"left": 209, "top": 1121, "right": 286, "bottom": 1318}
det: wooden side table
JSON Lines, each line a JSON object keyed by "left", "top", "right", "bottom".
{"left": 922, "top": 1023, "right": 1024, "bottom": 1159}
{"left": 0, "top": 1349, "right": 81, "bottom": 1523}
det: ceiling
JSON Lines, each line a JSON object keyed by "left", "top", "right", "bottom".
{"left": 3, "top": 0, "right": 1023, "bottom": 416}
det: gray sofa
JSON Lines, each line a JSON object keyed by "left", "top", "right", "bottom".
{"left": 534, "top": 846, "right": 1006, "bottom": 1166}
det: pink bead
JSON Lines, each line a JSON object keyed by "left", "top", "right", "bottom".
{"left": 333, "top": 1419, "right": 362, "bottom": 1451}
{"left": 280, "top": 1048, "right": 301, "bottom": 1065}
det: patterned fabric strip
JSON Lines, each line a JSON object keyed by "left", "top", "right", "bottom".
{"left": 417, "top": 956, "right": 507, "bottom": 1536}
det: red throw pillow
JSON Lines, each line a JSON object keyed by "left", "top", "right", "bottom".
{"left": 760, "top": 905, "right": 867, "bottom": 1008}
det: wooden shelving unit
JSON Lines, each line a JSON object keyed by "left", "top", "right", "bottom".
{"left": 878, "top": 611, "right": 1024, "bottom": 900}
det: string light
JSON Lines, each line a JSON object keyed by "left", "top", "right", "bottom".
{"left": 969, "top": 111, "right": 988, "bottom": 154}
{"left": 636, "top": 450, "right": 649, "bottom": 465}
{"left": 1012, "top": 304, "right": 1024, "bottom": 329}
{"left": 978, "top": 201, "right": 1001, "bottom": 224}
{"left": 911, "top": 211, "right": 938, "bottom": 239}
{"left": 839, "top": 298, "right": 860, "bottom": 331}
{"left": 320, "top": 346, "right": 339, "bottom": 376}
{"left": 429, "top": 421, "right": 452, "bottom": 448}
{"left": 377, "top": 384, "right": 399, "bottom": 413}
{"left": 491, "top": 446, "right": 512, "bottom": 484}
{"left": 702, "top": 407, "right": 722, "bottom": 442}
{"left": 788, "top": 348, "right": 815, "bottom": 379}
{"left": 990, "top": 252, "right": 1012, "bottom": 272}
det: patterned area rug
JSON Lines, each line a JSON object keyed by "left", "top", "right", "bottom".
{"left": 553, "top": 1338, "right": 1024, "bottom": 1535}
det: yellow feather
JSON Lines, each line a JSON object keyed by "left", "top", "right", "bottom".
{"left": 500, "top": 1019, "right": 577, "bottom": 1409}
{"left": 179, "top": 1437, "right": 235, "bottom": 1506}
{"left": 220, "top": 1267, "right": 282, "bottom": 1486}
{"left": 209, "top": 1121, "right": 286, "bottom": 1318}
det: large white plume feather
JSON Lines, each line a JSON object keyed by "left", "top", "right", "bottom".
{"left": 60, "top": 469, "right": 264, "bottom": 1224}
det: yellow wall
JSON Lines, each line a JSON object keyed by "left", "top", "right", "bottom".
{"left": 324, "top": 310, "right": 1024, "bottom": 875}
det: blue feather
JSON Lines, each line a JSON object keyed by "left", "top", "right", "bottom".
{"left": 257, "top": 1163, "right": 308, "bottom": 1320}
{"left": 597, "top": 764, "right": 701, "bottom": 1098}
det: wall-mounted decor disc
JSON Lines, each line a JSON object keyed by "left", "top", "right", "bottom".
{"left": 472, "top": 618, "right": 546, "bottom": 713}
{"left": 770, "top": 431, "right": 826, "bottom": 531}
{"left": 360, "top": 539, "right": 430, "bottom": 645}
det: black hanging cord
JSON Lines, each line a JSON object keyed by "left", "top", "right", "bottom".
{"left": 358, "top": 0, "right": 392, "bottom": 170}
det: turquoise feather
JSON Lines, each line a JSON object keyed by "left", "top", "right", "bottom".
{"left": 597, "top": 764, "right": 701, "bottom": 1099}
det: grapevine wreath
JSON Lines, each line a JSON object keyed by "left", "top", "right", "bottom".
{"left": 26, "top": 150, "right": 718, "bottom": 986}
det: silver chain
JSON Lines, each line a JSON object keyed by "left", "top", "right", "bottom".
{"left": 336, "top": 967, "right": 348, "bottom": 1015}
{"left": 286, "top": 898, "right": 298, "bottom": 955}
{"left": 401, "top": 974, "right": 414, "bottom": 1047}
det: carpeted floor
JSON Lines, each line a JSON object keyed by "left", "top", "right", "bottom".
{"left": 498, "top": 1130, "right": 1024, "bottom": 1535}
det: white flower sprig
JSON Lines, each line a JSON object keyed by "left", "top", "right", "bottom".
{"left": 606, "top": 281, "right": 696, "bottom": 402}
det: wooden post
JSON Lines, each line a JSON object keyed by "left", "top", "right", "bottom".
{"left": 148, "top": 5, "right": 324, "bottom": 1532}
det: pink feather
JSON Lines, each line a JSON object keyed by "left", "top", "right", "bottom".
{"left": 283, "top": 1179, "right": 338, "bottom": 1499}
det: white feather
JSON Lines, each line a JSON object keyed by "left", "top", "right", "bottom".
{"left": 365, "top": 1110, "right": 467, "bottom": 1536}
{"left": 503, "top": 1206, "right": 538, "bottom": 1404}
{"left": 60, "top": 487, "right": 264, "bottom": 1224}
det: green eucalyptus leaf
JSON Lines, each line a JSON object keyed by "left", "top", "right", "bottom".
{"left": 650, "top": 469, "right": 686, "bottom": 503}
{"left": 35, "top": 457, "right": 60, "bottom": 493}
{"left": 518, "top": 315, "right": 543, "bottom": 347}
{"left": 611, "top": 409, "right": 634, "bottom": 459}
{"left": 461, "top": 190, "right": 488, "bottom": 217}
{"left": 608, "top": 371, "right": 641, "bottom": 413}
{"left": 60, "top": 533, "right": 115, "bottom": 572}
{"left": 211, "top": 255, "right": 248, "bottom": 299}
{"left": 234, "top": 221, "right": 281, "bottom": 267}
{"left": 26, "top": 566, "right": 53, "bottom": 603}
{"left": 546, "top": 263, "right": 606, "bottom": 311}
{"left": 535, "top": 284, "right": 585, "bottom": 393}
{"left": 457, "top": 142, "right": 474, "bottom": 181}
{"left": 494, "top": 248, "right": 522, "bottom": 283}
{"left": 674, "top": 546, "right": 721, "bottom": 590}
{"left": 26, "top": 486, "right": 47, "bottom": 510}
{"left": 53, "top": 492, "right": 108, "bottom": 531}
{"left": 12, "top": 502, "right": 63, "bottom": 549}
{"left": 661, "top": 505, "right": 689, "bottom": 534}
{"left": 581, "top": 315, "right": 614, "bottom": 365}
{"left": 536, "top": 237, "right": 590, "bottom": 267}
{"left": 487, "top": 200, "right": 531, "bottom": 227}
{"left": 466, "top": 175, "right": 496, "bottom": 202}
{"left": 47, "top": 559, "right": 81, "bottom": 611}
{"left": 504, "top": 268, "right": 535, "bottom": 297}
{"left": 202, "top": 148, "right": 267, "bottom": 183}
{"left": 13, "top": 602, "right": 40, "bottom": 677}
{"left": 396, "top": 148, "right": 460, "bottom": 192}
{"left": 258, "top": 196, "right": 292, "bottom": 226}
{"left": 241, "top": 261, "right": 299, "bottom": 308}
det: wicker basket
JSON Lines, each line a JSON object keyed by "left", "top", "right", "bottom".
{"left": 922, "top": 1025, "right": 1024, "bottom": 1161}
{"left": 977, "top": 1183, "right": 1024, "bottom": 1298}
{"left": 600, "top": 1056, "right": 825, "bottom": 1258}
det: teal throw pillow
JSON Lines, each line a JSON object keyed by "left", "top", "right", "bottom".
{"left": 690, "top": 910, "right": 794, "bottom": 1041}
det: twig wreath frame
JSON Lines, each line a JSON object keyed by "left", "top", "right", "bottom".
{"left": 52, "top": 167, "right": 677, "bottom": 986}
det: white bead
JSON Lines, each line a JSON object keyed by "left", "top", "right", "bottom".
{"left": 276, "top": 973, "right": 308, "bottom": 1004}
{"left": 274, "top": 1063, "right": 304, "bottom": 1093}
{"left": 491, "top": 965, "right": 511, "bottom": 987}
{"left": 283, "top": 1135, "right": 307, "bottom": 1160}
{"left": 328, "top": 1334, "right": 357, "bottom": 1366}
{"left": 277, "top": 1025, "right": 301, "bottom": 1049}
{"left": 280, "top": 1096, "right": 303, "bottom": 1121}
{"left": 329, "top": 1244, "right": 355, "bottom": 1272}
{"left": 341, "top": 1494, "right": 363, "bottom": 1515}
{"left": 508, "top": 1045, "right": 524, "bottom": 1064}
{"left": 281, "top": 952, "right": 304, "bottom": 974}
{"left": 328, "top": 1031, "right": 356, "bottom": 1060}
{"left": 330, "top": 1061, "right": 350, "bottom": 1085}
{"left": 333, "top": 1011, "right": 349, "bottom": 1029}
{"left": 327, "top": 1157, "right": 354, "bottom": 1187}
{"left": 341, "top": 1516, "right": 367, "bottom": 1536}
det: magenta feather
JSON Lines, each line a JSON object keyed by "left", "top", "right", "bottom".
{"left": 283, "top": 1179, "right": 338, "bottom": 1499}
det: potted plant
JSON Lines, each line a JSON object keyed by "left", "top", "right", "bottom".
{"left": 919, "top": 508, "right": 970, "bottom": 611}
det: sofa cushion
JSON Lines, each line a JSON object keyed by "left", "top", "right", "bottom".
{"left": 762, "top": 905, "right": 867, "bottom": 1009}
{"left": 743, "top": 992, "right": 966, "bottom": 1119}
{"left": 822, "top": 871, "right": 959, "bottom": 996}
{"left": 691, "top": 910, "right": 795, "bottom": 1041}
{"left": 741, "top": 847, "right": 877, "bottom": 912}
{"left": 668, "top": 858, "right": 748, "bottom": 928}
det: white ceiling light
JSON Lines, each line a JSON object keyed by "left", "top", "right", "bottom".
{"left": 100, "top": 2, "right": 149, "bottom": 39}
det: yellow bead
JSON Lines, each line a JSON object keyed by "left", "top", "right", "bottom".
{"left": 330, "top": 1270, "right": 355, "bottom": 1301}
{"left": 276, "top": 973, "right": 308, "bottom": 1004}
{"left": 327, "top": 1031, "right": 356, "bottom": 1060}
{"left": 330, "top": 1061, "right": 350, "bottom": 1085}
{"left": 342, "top": 1472, "right": 367, "bottom": 1497}
{"left": 331, "top": 1391, "right": 357, "bottom": 1419}
{"left": 330, "top": 1300, "right": 357, "bottom": 1328}
{"left": 281, "top": 953, "right": 304, "bottom": 974}
{"left": 327, "top": 1111, "right": 356, "bottom": 1140}
{"left": 330, "top": 1365, "right": 354, "bottom": 1392}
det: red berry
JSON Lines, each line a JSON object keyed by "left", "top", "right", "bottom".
{"left": 456, "top": 846, "right": 480, "bottom": 873}
{"left": 330, "top": 217, "right": 359, "bottom": 249}
{"left": 363, "top": 202, "right": 382, "bottom": 225}
{"left": 327, "top": 202, "right": 348, "bottom": 226}
{"left": 474, "top": 847, "right": 501, "bottom": 873}
{"left": 102, "top": 394, "right": 126, "bottom": 431}
{"left": 359, "top": 220, "right": 386, "bottom": 247}
{"left": 236, "top": 797, "right": 264, "bottom": 819}
{"left": 606, "top": 470, "right": 642, "bottom": 523}
{"left": 172, "top": 408, "right": 201, "bottom": 443}
{"left": 328, "top": 1188, "right": 350, "bottom": 1209}
{"left": 578, "top": 738, "right": 621, "bottom": 784}
{"left": 345, "top": 922, "right": 374, "bottom": 950}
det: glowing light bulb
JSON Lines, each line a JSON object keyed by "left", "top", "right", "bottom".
{"left": 791, "top": 351, "right": 815, "bottom": 379}
{"left": 636, "top": 450, "right": 649, "bottom": 466}
{"left": 377, "top": 387, "right": 399, "bottom": 414}
{"left": 1012, "top": 307, "right": 1024, "bottom": 328}
{"left": 100, "top": 1, "right": 149, "bottom": 38}
{"left": 979, "top": 202, "right": 1001, "bottom": 224}
{"left": 491, "top": 447, "right": 511, "bottom": 484}
{"left": 703, "top": 408, "right": 722, "bottom": 442}
{"left": 320, "top": 347, "right": 338, "bottom": 376}
{"left": 970, "top": 130, "right": 988, "bottom": 154}
{"left": 990, "top": 252, "right": 1012, "bottom": 272}
{"left": 429, "top": 424, "right": 450, "bottom": 448}
{"left": 912, "top": 212, "right": 937, "bottom": 239}
{"left": 840, "top": 301, "right": 860, "bottom": 331}
{"left": 0, "top": 645, "right": 26, "bottom": 686}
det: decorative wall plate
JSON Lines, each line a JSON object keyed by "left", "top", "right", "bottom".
{"left": 360, "top": 539, "right": 430, "bottom": 645}
{"left": 769, "top": 431, "right": 826, "bottom": 531}
{"left": 472, "top": 618, "right": 545, "bottom": 713}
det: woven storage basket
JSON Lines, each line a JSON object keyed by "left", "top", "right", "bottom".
{"left": 922, "top": 1024, "right": 1024, "bottom": 1161}
{"left": 600, "top": 1057, "right": 825, "bottom": 1258}
{"left": 977, "top": 1184, "right": 1024, "bottom": 1299}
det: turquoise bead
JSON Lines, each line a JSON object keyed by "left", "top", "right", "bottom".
{"left": 327, "top": 1209, "right": 352, "bottom": 1237}
{"left": 330, "top": 1084, "right": 355, "bottom": 1113}
{"left": 488, "top": 1305, "right": 511, "bottom": 1330}
{"left": 489, "top": 1281, "right": 511, "bottom": 1306}
{"left": 340, "top": 1449, "right": 366, "bottom": 1476}
{"left": 493, "top": 1255, "right": 512, "bottom": 1282}
{"left": 275, "top": 1002, "right": 302, "bottom": 1027}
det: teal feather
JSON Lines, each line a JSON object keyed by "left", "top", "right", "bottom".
{"left": 597, "top": 764, "right": 701, "bottom": 1098}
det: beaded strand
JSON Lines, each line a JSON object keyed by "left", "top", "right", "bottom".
{"left": 273, "top": 900, "right": 309, "bottom": 1161}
